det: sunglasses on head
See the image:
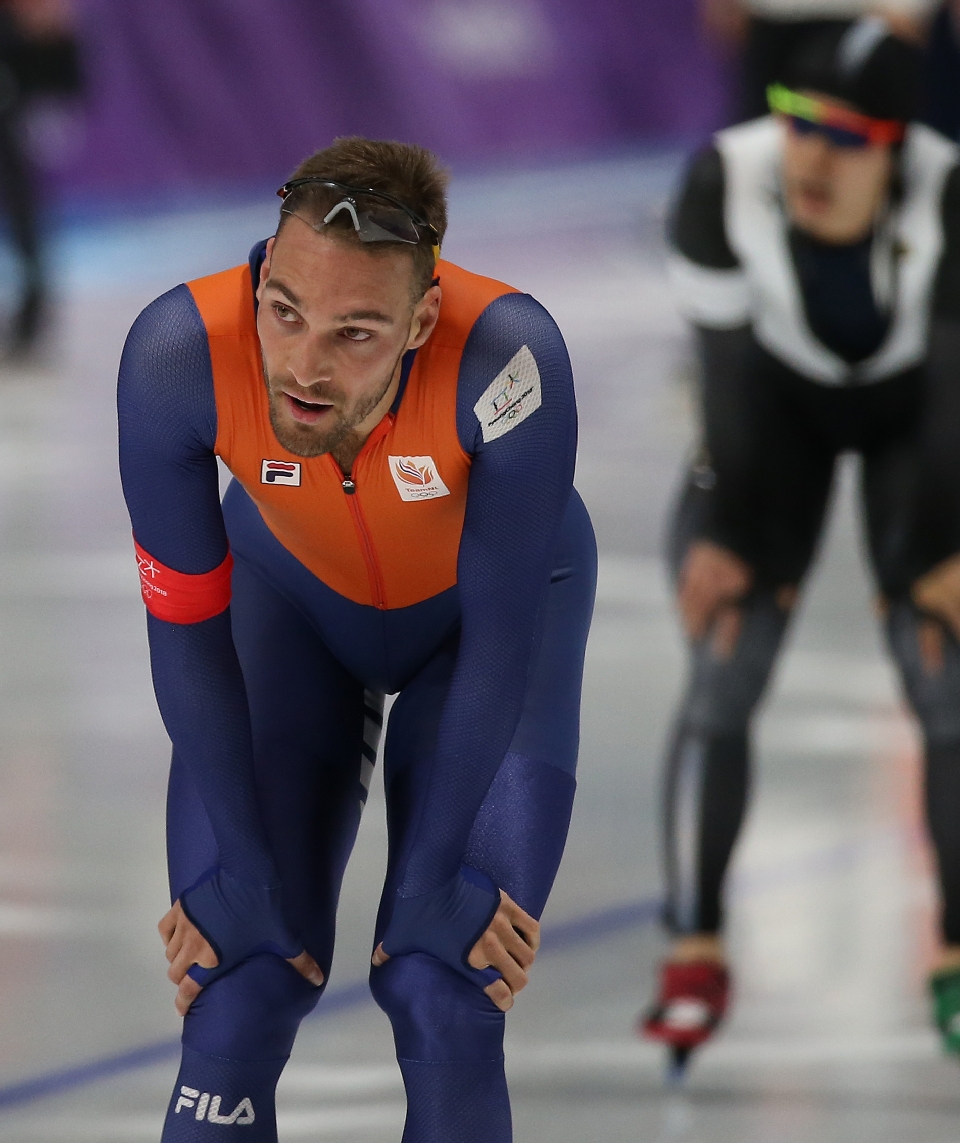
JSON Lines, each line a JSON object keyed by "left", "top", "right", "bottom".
{"left": 276, "top": 178, "right": 441, "bottom": 261}
{"left": 767, "top": 83, "right": 905, "bottom": 149}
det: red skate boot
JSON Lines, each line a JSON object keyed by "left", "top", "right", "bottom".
{"left": 640, "top": 960, "right": 730, "bottom": 1078}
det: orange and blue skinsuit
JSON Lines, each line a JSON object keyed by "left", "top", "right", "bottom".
{"left": 118, "top": 241, "right": 596, "bottom": 1143}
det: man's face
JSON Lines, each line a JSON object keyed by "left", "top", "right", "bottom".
{"left": 781, "top": 104, "right": 893, "bottom": 244}
{"left": 256, "top": 220, "right": 440, "bottom": 458}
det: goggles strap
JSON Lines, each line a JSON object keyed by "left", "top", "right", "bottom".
{"left": 767, "top": 83, "right": 905, "bottom": 144}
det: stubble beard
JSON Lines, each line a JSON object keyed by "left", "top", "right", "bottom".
{"left": 263, "top": 360, "right": 397, "bottom": 460}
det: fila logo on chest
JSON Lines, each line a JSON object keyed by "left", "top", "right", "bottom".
{"left": 388, "top": 455, "right": 450, "bottom": 501}
{"left": 261, "top": 460, "right": 301, "bottom": 486}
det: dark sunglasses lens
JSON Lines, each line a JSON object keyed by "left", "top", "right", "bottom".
{"left": 276, "top": 183, "right": 427, "bottom": 244}
{"left": 357, "top": 208, "right": 420, "bottom": 244}
{"left": 280, "top": 185, "right": 314, "bottom": 213}
{"left": 823, "top": 124, "right": 869, "bottom": 148}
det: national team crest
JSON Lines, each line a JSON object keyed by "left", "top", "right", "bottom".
{"left": 388, "top": 455, "right": 450, "bottom": 502}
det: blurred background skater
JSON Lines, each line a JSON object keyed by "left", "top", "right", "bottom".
{"left": 699, "top": 0, "right": 935, "bottom": 121}
{"left": 0, "top": 0, "right": 80, "bottom": 360}
{"left": 642, "top": 19, "right": 960, "bottom": 1072}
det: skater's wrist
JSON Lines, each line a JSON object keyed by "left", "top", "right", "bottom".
{"left": 178, "top": 868, "right": 302, "bottom": 984}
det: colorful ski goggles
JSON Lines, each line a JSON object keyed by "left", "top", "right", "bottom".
{"left": 767, "top": 84, "right": 905, "bottom": 148}
{"left": 277, "top": 178, "right": 441, "bottom": 261}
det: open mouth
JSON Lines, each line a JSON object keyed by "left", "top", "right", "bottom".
{"left": 796, "top": 181, "right": 831, "bottom": 212}
{"left": 283, "top": 392, "right": 334, "bottom": 425}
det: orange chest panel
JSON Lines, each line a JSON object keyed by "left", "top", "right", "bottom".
{"left": 187, "top": 260, "right": 515, "bottom": 609}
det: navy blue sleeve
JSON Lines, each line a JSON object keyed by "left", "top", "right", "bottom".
{"left": 117, "top": 286, "right": 277, "bottom": 890}
{"left": 399, "top": 291, "right": 577, "bottom": 898}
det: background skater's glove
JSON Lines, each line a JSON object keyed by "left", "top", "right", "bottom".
{"left": 380, "top": 865, "right": 502, "bottom": 988}
{"left": 180, "top": 868, "right": 303, "bottom": 986}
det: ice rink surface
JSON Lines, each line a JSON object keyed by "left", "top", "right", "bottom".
{"left": 0, "top": 152, "right": 956, "bottom": 1140}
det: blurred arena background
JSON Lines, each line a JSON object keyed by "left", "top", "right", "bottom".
{"left": 58, "top": 0, "right": 725, "bottom": 197}
{"left": 0, "top": 0, "right": 955, "bottom": 1139}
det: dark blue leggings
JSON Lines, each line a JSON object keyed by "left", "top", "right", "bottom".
{"left": 161, "top": 510, "right": 596, "bottom": 1142}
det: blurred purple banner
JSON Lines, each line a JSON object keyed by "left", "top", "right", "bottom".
{"left": 62, "top": 0, "right": 727, "bottom": 198}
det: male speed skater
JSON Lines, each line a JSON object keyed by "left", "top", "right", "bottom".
{"left": 118, "top": 137, "right": 596, "bottom": 1141}
{"left": 640, "top": 19, "right": 960, "bottom": 1070}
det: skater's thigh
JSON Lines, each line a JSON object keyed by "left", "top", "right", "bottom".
{"left": 167, "top": 555, "right": 377, "bottom": 971}
{"left": 378, "top": 494, "right": 595, "bottom": 924}
{"left": 669, "top": 380, "right": 835, "bottom": 590}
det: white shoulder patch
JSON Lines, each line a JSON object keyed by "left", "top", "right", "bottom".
{"left": 473, "top": 345, "right": 542, "bottom": 443}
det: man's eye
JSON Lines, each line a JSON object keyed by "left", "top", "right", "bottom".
{"left": 273, "top": 303, "right": 299, "bottom": 323}
{"left": 342, "top": 328, "right": 373, "bottom": 342}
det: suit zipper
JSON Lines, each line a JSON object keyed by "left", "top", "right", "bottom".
{"left": 337, "top": 468, "right": 387, "bottom": 609}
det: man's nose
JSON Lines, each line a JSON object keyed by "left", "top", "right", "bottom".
{"left": 805, "top": 132, "right": 834, "bottom": 165}
{"left": 286, "top": 337, "right": 332, "bottom": 389}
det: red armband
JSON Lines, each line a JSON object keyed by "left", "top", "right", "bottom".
{"left": 133, "top": 538, "right": 233, "bottom": 624}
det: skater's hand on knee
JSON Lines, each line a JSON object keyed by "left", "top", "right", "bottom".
{"left": 159, "top": 902, "right": 324, "bottom": 1016}
{"left": 912, "top": 553, "right": 960, "bottom": 645}
{"left": 159, "top": 901, "right": 218, "bottom": 1015}
{"left": 369, "top": 884, "right": 537, "bottom": 1011}
{"left": 468, "top": 891, "right": 540, "bottom": 1013}
{"left": 678, "top": 541, "right": 753, "bottom": 642}
{"left": 288, "top": 950, "right": 325, "bottom": 988}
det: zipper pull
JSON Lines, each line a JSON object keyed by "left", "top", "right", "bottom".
{"left": 342, "top": 478, "right": 356, "bottom": 495}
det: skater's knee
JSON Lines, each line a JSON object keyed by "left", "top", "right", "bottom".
{"left": 182, "top": 953, "right": 322, "bottom": 1061}
{"left": 888, "top": 602, "right": 960, "bottom": 744}
{"left": 675, "top": 542, "right": 753, "bottom": 644}
{"left": 370, "top": 952, "right": 505, "bottom": 1062}
{"left": 679, "top": 594, "right": 787, "bottom": 734}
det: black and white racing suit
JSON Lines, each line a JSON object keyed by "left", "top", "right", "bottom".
{"left": 662, "top": 115, "right": 960, "bottom": 941}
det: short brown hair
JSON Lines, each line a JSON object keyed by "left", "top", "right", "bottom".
{"left": 279, "top": 137, "right": 449, "bottom": 299}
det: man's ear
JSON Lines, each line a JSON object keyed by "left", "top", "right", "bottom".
{"left": 407, "top": 284, "right": 442, "bottom": 350}
{"left": 257, "top": 237, "right": 275, "bottom": 296}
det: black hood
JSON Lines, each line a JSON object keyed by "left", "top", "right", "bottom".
{"left": 782, "top": 17, "right": 920, "bottom": 122}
